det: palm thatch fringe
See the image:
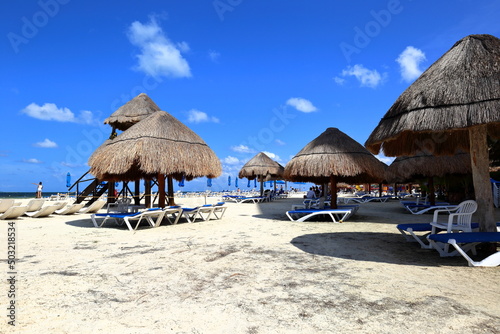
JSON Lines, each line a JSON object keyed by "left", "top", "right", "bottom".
{"left": 365, "top": 34, "right": 500, "bottom": 156}
{"left": 104, "top": 93, "right": 161, "bottom": 131}
{"left": 89, "top": 110, "right": 221, "bottom": 181}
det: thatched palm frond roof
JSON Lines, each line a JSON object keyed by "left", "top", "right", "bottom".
{"left": 284, "top": 127, "right": 387, "bottom": 184}
{"left": 104, "top": 93, "right": 161, "bottom": 131}
{"left": 365, "top": 34, "right": 500, "bottom": 156}
{"left": 385, "top": 151, "right": 471, "bottom": 183}
{"left": 89, "top": 110, "right": 222, "bottom": 181}
{"left": 238, "top": 152, "right": 284, "bottom": 180}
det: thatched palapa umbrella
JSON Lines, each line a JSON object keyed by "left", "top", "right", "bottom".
{"left": 104, "top": 93, "right": 161, "bottom": 132}
{"left": 89, "top": 110, "right": 221, "bottom": 207}
{"left": 385, "top": 152, "right": 471, "bottom": 204}
{"left": 238, "top": 152, "right": 284, "bottom": 196}
{"left": 284, "top": 127, "right": 386, "bottom": 208}
{"left": 365, "top": 34, "right": 500, "bottom": 231}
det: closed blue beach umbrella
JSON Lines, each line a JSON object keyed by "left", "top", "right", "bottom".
{"left": 178, "top": 175, "right": 185, "bottom": 187}
{"left": 66, "top": 172, "right": 71, "bottom": 188}
{"left": 247, "top": 179, "right": 251, "bottom": 187}
{"left": 235, "top": 177, "right": 239, "bottom": 188}
{"left": 228, "top": 175, "right": 231, "bottom": 186}
{"left": 207, "top": 177, "right": 212, "bottom": 187}
{"left": 254, "top": 179, "right": 257, "bottom": 187}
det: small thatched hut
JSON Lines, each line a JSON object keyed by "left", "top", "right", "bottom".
{"left": 284, "top": 127, "right": 387, "bottom": 208}
{"left": 238, "top": 152, "right": 284, "bottom": 196}
{"left": 365, "top": 34, "right": 500, "bottom": 231}
{"left": 89, "top": 110, "right": 221, "bottom": 206}
{"left": 104, "top": 93, "right": 161, "bottom": 132}
{"left": 385, "top": 152, "right": 471, "bottom": 184}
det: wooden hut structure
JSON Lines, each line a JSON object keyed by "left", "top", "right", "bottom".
{"left": 284, "top": 127, "right": 386, "bottom": 208}
{"left": 365, "top": 34, "right": 500, "bottom": 231}
{"left": 89, "top": 110, "right": 221, "bottom": 207}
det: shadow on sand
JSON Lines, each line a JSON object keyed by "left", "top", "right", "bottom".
{"left": 290, "top": 232, "right": 468, "bottom": 267}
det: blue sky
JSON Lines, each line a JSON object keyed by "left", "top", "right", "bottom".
{"left": 1, "top": 0, "right": 499, "bottom": 193}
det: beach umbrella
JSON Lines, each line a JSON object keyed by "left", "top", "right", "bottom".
{"left": 247, "top": 179, "right": 251, "bottom": 187}
{"left": 365, "top": 34, "right": 500, "bottom": 232}
{"left": 207, "top": 177, "right": 212, "bottom": 188}
{"left": 385, "top": 151, "right": 471, "bottom": 184}
{"left": 235, "top": 177, "right": 239, "bottom": 188}
{"left": 66, "top": 172, "right": 71, "bottom": 188}
{"left": 254, "top": 179, "right": 257, "bottom": 188}
{"left": 284, "top": 127, "right": 386, "bottom": 208}
{"left": 385, "top": 151, "right": 472, "bottom": 204}
{"left": 88, "top": 110, "right": 221, "bottom": 207}
{"left": 228, "top": 175, "right": 231, "bottom": 187}
{"left": 238, "top": 152, "right": 284, "bottom": 196}
{"left": 104, "top": 93, "right": 161, "bottom": 131}
{"left": 178, "top": 175, "right": 185, "bottom": 187}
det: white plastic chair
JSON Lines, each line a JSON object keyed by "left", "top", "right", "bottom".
{"left": 430, "top": 200, "right": 478, "bottom": 234}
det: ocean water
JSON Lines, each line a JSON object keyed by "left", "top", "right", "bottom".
{"left": 0, "top": 192, "right": 67, "bottom": 199}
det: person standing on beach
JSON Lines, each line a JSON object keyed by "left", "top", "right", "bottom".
{"left": 32, "top": 181, "right": 43, "bottom": 198}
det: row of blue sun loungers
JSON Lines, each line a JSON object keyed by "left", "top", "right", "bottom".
{"left": 91, "top": 202, "right": 227, "bottom": 232}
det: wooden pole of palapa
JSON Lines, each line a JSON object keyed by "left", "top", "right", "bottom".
{"left": 134, "top": 180, "right": 140, "bottom": 206}
{"left": 330, "top": 175, "right": 338, "bottom": 209}
{"left": 145, "top": 180, "right": 151, "bottom": 208}
{"left": 470, "top": 125, "right": 496, "bottom": 232}
{"left": 167, "top": 176, "right": 175, "bottom": 206}
{"left": 158, "top": 173, "right": 165, "bottom": 208}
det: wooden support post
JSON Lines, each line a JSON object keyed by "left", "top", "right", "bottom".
{"left": 330, "top": 175, "right": 338, "bottom": 209}
{"left": 107, "top": 182, "right": 115, "bottom": 205}
{"left": 469, "top": 125, "right": 496, "bottom": 232}
{"left": 158, "top": 173, "right": 165, "bottom": 208}
{"left": 145, "top": 180, "right": 151, "bottom": 208}
{"left": 167, "top": 176, "right": 175, "bottom": 206}
{"left": 134, "top": 180, "right": 140, "bottom": 206}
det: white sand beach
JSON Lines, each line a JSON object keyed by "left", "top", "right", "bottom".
{"left": 1, "top": 195, "right": 499, "bottom": 333}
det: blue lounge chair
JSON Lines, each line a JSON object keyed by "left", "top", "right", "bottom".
{"left": 428, "top": 232, "right": 500, "bottom": 266}
{"left": 91, "top": 208, "right": 166, "bottom": 231}
{"left": 286, "top": 208, "right": 355, "bottom": 223}
{"left": 397, "top": 222, "right": 500, "bottom": 249}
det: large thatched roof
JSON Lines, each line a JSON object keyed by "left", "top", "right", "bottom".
{"left": 238, "top": 152, "right": 284, "bottom": 180}
{"left": 104, "top": 93, "right": 161, "bottom": 131}
{"left": 365, "top": 34, "right": 500, "bottom": 156}
{"left": 385, "top": 151, "right": 471, "bottom": 183}
{"left": 284, "top": 127, "right": 387, "bottom": 183}
{"left": 89, "top": 110, "right": 221, "bottom": 181}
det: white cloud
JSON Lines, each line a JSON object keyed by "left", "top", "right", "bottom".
{"left": 375, "top": 154, "right": 395, "bottom": 165}
{"left": 208, "top": 50, "right": 220, "bottom": 62}
{"left": 222, "top": 156, "right": 240, "bottom": 165}
{"left": 186, "top": 109, "right": 219, "bottom": 123}
{"left": 341, "top": 64, "right": 384, "bottom": 88}
{"left": 127, "top": 17, "right": 191, "bottom": 78}
{"left": 23, "top": 158, "right": 43, "bottom": 164}
{"left": 275, "top": 139, "right": 285, "bottom": 146}
{"left": 33, "top": 138, "right": 57, "bottom": 148}
{"left": 231, "top": 145, "right": 255, "bottom": 154}
{"left": 21, "top": 103, "right": 97, "bottom": 124}
{"left": 333, "top": 76, "right": 345, "bottom": 85}
{"left": 263, "top": 151, "right": 281, "bottom": 162}
{"left": 396, "top": 46, "right": 426, "bottom": 82}
{"left": 286, "top": 97, "right": 317, "bottom": 113}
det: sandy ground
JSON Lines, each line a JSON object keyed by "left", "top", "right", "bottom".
{"left": 1, "top": 195, "right": 499, "bottom": 333}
